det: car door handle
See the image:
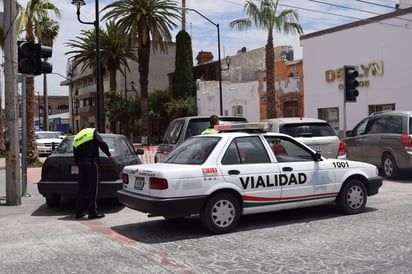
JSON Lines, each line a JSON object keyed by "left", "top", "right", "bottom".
{"left": 282, "top": 167, "right": 293, "bottom": 172}
{"left": 228, "top": 170, "right": 240, "bottom": 175}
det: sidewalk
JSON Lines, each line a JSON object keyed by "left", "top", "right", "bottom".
{"left": 0, "top": 157, "right": 177, "bottom": 273}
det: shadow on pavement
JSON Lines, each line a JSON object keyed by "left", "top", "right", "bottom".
{"left": 111, "top": 204, "right": 378, "bottom": 244}
{"left": 31, "top": 198, "right": 125, "bottom": 219}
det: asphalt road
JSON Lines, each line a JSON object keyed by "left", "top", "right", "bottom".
{"left": 0, "top": 167, "right": 411, "bottom": 273}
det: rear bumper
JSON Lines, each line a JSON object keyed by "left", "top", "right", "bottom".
{"left": 117, "top": 189, "right": 208, "bottom": 217}
{"left": 37, "top": 179, "right": 123, "bottom": 199}
{"left": 367, "top": 176, "right": 383, "bottom": 196}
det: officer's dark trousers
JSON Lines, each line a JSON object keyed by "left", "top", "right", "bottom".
{"left": 76, "top": 160, "right": 100, "bottom": 216}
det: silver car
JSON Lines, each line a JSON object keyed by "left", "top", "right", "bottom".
{"left": 343, "top": 110, "right": 412, "bottom": 179}
{"left": 263, "top": 117, "right": 346, "bottom": 159}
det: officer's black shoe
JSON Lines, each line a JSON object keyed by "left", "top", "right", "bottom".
{"left": 88, "top": 212, "right": 105, "bottom": 219}
{"left": 75, "top": 213, "right": 86, "bottom": 219}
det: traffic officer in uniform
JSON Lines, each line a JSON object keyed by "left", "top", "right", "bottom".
{"left": 201, "top": 115, "right": 219, "bottom": 135}
{"left": 72, "top": 123, "right": 114, "bottom": 219}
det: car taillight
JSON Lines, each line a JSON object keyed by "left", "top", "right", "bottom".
{"left": 338, "top": 141, "right": 346, "bottom": 156}
{"left": 401, "top": 134, "right": 412, "bottom": 150}
{"left": 122, "top": 173, "right": 129, "bottom": 184}
{"left": 149, "top": 177, "right": 168, "bottom": 190}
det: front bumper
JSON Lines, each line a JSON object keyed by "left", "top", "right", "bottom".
{"left": 116, "top": 189, "right": 208, "bottom": 217}
{"left": 367, "top": 176, "right": 383, "bottom": 196}
{"left": 37, "top": 179, "right": 123, "bottom": 199}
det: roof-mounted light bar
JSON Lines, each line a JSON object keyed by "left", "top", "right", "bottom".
{"left": 215, "top": 122, "right": 268, "bottom": 132}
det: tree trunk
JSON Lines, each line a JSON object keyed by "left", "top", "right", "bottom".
{"left": 266, "top": 29, "right": 276, "bottom": 119}
{"left": 26, "top": 76, "right": 40, "bottom": 165}
{"left": 138, "top": 37, "right": 151, "bottom": 144}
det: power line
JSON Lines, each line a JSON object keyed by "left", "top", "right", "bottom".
{"left": 354, "top": 0, "right": 396, "bottom": 9}
{"left": 309, "top": 0, "right": 384, "bottom": 15}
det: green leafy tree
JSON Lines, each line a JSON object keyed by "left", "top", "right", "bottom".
{"left": 149, "top": 89, "right": 170, "bottom": 117}
{"left": 230, "top": 0, "right": 303, "bottom": 119}
{"left": 102, "top": 0, "right": 181, "bottom": 141}
{"left": 165, "top": 96, "right": 197, "bottom": 119}
{"left": 66, "top": 21, "right": 137, "bottom": 92}
{"left": 17, "top": 0, "right": 61, "bottom": 165}
{"left": 105, "top": 91, "right": 141, "bottom": 134}
{"left": 174, "top": 30, "right": 193, "bottom": 98}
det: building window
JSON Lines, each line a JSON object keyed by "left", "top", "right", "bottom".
{"left": 368, "top": 104, "right": 395, "bottom": 114}
{"left": 232, "top": 105, "right": 243, "bottom": 117}
{"left": 318, "top": 107, "right": 339, "bottom": 133}
{"left": 57, "top": 105, "right": 69, "bottom": 113}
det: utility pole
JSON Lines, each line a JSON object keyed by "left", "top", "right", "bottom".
{"left": 4, "top": 0, "right": 22, "bottom": 205}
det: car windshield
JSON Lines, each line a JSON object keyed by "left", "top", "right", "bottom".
{"left": 35, "top": 132, "right": 59, "bottom": 139}
{"left": 279, "top": 123, "right": 336, "bottom": 137}
{"left": 163, "top": 136, "right": 220, "bottom": 164}
{"left": 54, "top": 136, "right": 118, "bottom": 155}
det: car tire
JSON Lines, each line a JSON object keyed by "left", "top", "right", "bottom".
{"left": 337, "top": 179, "right": 367, "bottom": 214}
{"left": 200, "top": 192, "right": 241, "bottom": 234}
{"left": 46, "top": 195, "right": 61, "bottom": 207}
{"left": 382, "top": 154, "right": 399, "bottom": 179}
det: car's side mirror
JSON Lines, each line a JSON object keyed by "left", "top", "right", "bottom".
{"left": 346, "top": 130, "right": 353, "bottom": 137}
{"left": 313, "top": 151, "right": 322, "bottom": 162}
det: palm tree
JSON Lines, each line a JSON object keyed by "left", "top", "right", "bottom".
{"left": 16, "top": 0, "right": 60, "bottom": 165}
{"left": 230, "top": 0, "right": 303, "bottom": 118}
{"left": 38, "top": 16, "right": 59, "bottom": 131}
{"left": 102, "top": 0, "right": 181, "bottom": 142}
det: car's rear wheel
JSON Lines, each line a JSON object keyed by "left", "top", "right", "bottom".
{"left": 337, "top": 179, "right": 367, "bottom": 214}
{"left": 200, "top": 192, "right": 240, "bottom": 234}
{"left": 46, "top": 195, "right": 61, "bottom": 207}
{"left": 382, "top": 154, "right": 399, "bottom": 179}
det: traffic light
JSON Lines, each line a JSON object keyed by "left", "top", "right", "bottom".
{"left": 343, "top": 65, "right": 359, "bottom": 102}
{"left": 34, "top": 44, "right": 53, "bottom": 74}
{"left": 17, "top": 41, "right": 53, "bottom": 75}
{"left": 18, "top": 41, "right": 36, "bottom": 74}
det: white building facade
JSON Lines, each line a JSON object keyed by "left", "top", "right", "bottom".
{"left": 301, "top": 2, "right": 412, "bottom": 136}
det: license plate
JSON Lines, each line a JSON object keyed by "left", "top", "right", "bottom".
{"left": 71, "top": 165, "right": 79, "bottom": 174}
{"left": 310, "top": 146, "right": 321, "bottom": 152}
{"left": 134, "top": 177, "right": 145, "bottom": 190}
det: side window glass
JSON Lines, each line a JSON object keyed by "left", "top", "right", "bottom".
{"left": 264, "top": 136, "right": 314, "bottom": 162}
{"left": 388, "top": 116, "right": 402, "bottom": 134}
{"left": 368, "top": 117, "right": 384, "bottom": 134}
{"left": 353, "top": 118, "right": 368, "bottom": 136}
{"left": 222, "top": 142, "right": 241, "bottom": 165}
{"left": 164, "top": 120, "right": 184, "bottom": 144}
{"left": 222, "top": 136, "right": 270, "bottom": 164}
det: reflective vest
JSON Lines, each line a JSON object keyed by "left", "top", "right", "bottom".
{"left": 72, "top": 128, "right": 96, "bottom": 148}
{"left": 201, "top": 128, "right": 218, "bottom": 135}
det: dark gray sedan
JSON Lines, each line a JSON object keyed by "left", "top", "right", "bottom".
{"left": 38, "top": 134, "right": 143, "bottom": 207}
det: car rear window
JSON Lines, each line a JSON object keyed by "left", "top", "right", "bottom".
{"left": 54, "top": 136, "right": 118, "bottom": 155}
{"left": 279, "top": 123, "right": 336, "bottom": 137}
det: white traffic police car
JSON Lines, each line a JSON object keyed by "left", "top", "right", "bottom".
{"left": 118, "top": 123, "right": 382, "bottom": 234}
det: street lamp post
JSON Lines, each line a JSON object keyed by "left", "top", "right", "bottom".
{"left": 183, "top": 8, "right": 223, "bottom": 116}
{"left": 71, "top": 0, "right": 103, "bottom": 132}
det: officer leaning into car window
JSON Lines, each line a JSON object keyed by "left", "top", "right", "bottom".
{"left": 201, "top": 115, "right": 219, "bottom": 135}
{"left": 72, "top": 122, "right": 114, "bottom": 219}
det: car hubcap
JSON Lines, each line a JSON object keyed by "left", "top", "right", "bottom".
{"left": 384, "top": 158, "right": 393, "bottom": 176}
{"left": 347, "top": 185, "right": 364, "bottom": 209}
{"left": 212, "top": 200, "right": 235, "bottom": 228}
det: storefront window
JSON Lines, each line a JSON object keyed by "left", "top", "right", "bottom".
{"left": 368, "top": 104, "right": 395, "bottom": 114}
{"left": 318, "top": 107, "right": 339, "bottom": 134}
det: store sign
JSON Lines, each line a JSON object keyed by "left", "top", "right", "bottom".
{"left": 324, "top": 61, "right": 384, "bottom": 89}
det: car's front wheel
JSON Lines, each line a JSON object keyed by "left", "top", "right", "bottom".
{"left": 46, "top": 194, "right": 61, "bottom": 207}
{"left": 337, "top": 179, "right": 367, "bottom": 214}
{"left": 382, "top": 154, "right": 399, "bottom": 179}
{"left": 200, "top": 192, "right": 241, "bottom": 234}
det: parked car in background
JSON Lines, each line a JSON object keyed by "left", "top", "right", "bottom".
{"left": 35, "top": 131, "right": 62, "bottom": 156}
{"left": 53, "top": 131, "right": 66, "bottom": 139}
{"left": 343, "top": 110, "right": 412, "bottom": 179}
{"left": 38, "top": 134, "right": 143, "bottom": 207}
{"left": 263, "top": 117, "right": 346, "bottom": 159}
{"left": 155, "top": 116, "right": 247, "bottom": 162}
{"left": 119, "top": 123, "right": 382, "bottom": 234}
